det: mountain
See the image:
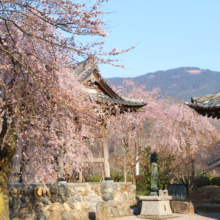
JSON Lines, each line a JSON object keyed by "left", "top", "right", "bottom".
{"left": 107, "top": 67, "right": 220, "bottom": 101}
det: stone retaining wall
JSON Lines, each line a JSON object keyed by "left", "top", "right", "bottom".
{"left": 9, "top": 182, "right": 138, "bottom": 220}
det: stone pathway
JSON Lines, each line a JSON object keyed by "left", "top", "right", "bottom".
{"left": 113, "top": 213, "right": 220, "bottom": 220}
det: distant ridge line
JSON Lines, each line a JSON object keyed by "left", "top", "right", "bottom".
{"left": 107, "top": 67, "right": 220, "bottom": 101}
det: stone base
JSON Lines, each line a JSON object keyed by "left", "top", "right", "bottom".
{"left": 139, "top": 196, "right": 173, "bottom": 218}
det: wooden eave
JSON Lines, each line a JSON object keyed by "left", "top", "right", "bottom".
{"left": 92, "top": 69, "right": 121, "bottom": 100}
{"left": 185, "top": 90, "right": 220, "bottom": 118}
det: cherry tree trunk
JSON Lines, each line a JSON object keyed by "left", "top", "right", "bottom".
{"left": 124, "top": 165, "right": 127, "bottom": 182}
{"left": 0, "top": 133, "right": 17, "bottom": 220}
{"left": 0, "top": 116, "right": 17, "bottom": 220}
{"left": 101, "top": 126, "right": 111, "bottom": 180}
{"left": 189, "top": 157, "right": 196, "bottom": 190}
{"left": 131, "top": 167, "right": 136, "bottom": 185}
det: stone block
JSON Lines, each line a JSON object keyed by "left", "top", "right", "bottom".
{"left": 61, "top": 211, "right": 74, "bottom": 220}
{"left": 170, "top": 201, "right": 195, "bottom": 214}
{"left": 66, "top": 200, "right": 74, "bottom": 209}
{"left": 108, "top": 200, "right": 117, "bottom": 208}
{"left": 116, "top": 184, "right": 120, "bottom": 191}
{"left": 67, "top": 196, "right": 75, "bottom": 203}
{"left": 118, "top": 206, "right": 125, "bottom": 216}
{"left": 70, "top": 209, "right": 87, "bottom": 219}
{"left": 128, "top": 193, "right": 136, "bottom": 200}
{"left": 43, "top": 210, "right": 51, "bottom": 219}
{"left": 82, "top": 201, "right": 91, "bottom": 209}
{"left": 129, "top": 199, "right": 138, "bottom": 206}
{"left": 63, "top": 203, "right": 71, "bottom": 212}
{"left": 75, "top": 194, "right": 82, "bottom": 202}
{"left": 69, "top": 187, "right": 78, "bottom": 196}
{"left": 50, "top": 186, "right": 58, "bottom": 195}
{"left": 111, "top": 207, "right": 119, "bottom": 217}
{"left": 101, "top": 183, "right": 116, "bottom": 194}
{"left": 49, "top": 203, "right": 64, "bottom": 211}
{"left": 119, "top": 193, "right": 127, "bottom": 202}
{"left": 38, "top": 213, "right": 47, "bottom": 220}
{"left": 35, "top": 202, "right": 44, "bottom": 212}
{"left": 37, "top": 187, "right": 43, "bottom": 197}
{"left": 83, "top": 195, "right": 90, "bottom": 201}
{"left": 73, "top": 201, "right": 81, "bottom": 211}
{"left": 57, "top": 195, "right": 67, "bottom": 203}
{"left": 58, "top": 186, "right": 68, "bottom": 196}
{"left": 91, "top": 185, "right": 100, "bottom": 193}
{"left": 96, "top": 202, "right": 111, "bottom": 220}
{"left": 42, "top": 205, "right": 52, "bottom": 213}
{"left": 123, "top": 206, "right": 131, "bottom": 216}
{"left": 42, "top": 197, "right": 51, "bottom": 205}
{"left": 113, "top": 191, "right": 121, "bottom": 201}
{"left": 50, "top": 195, "right": 57, "bottom": 203}
{"left": 128, "top": 185, "right": 136, "bottom": 193}
{"left": 75, "top": 187, "right": 86, "bottom": 194}
{"left": 48, "top": 210, "right": 62, "bottom": 220}
{"left": 46, "top": 188, "right": 51, "bottom": 198}
{"left": 42, "top": 188, "right": 47, "bottom": 197}
{"left": 102, "top": 194, "right": 114, "bottom": 201}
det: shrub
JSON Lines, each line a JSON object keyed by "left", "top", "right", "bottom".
{"left": 141, "top": 146, "right": 175, "bottom": 189}
{"left": 85, "top": 175, "right": 102, "bottom": 182}
{"left": 136, "top": 174, "right": 147, "bottom": 191}
{"left": 211, "top": 177, "right": 220, "bottom": 186}
{"left": 111, "top": 173, "right": 123, "bottom": 182}
{"left": 196, "top": 176, "right": 210, "bottom": 188}
{"left": 110, "top": 173, "right": 132, "bottom": 182}
{"left": 122, "top": 174, "right": 132, "bottom": 182}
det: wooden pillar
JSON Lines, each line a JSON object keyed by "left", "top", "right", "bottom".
{"left": 78, "top": 172, "right": 83, "bottom": 182}
{"left": 102, "top": 125, "right": 111, "bottom": 180}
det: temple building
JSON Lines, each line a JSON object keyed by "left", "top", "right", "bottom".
{"left": 185, "top": 91, "right": 220, "bottom": 170}
{"left": 74, "top": 60, "right": 147, "bottom": 111}
{"left": 185, "top": 91, "right": 220, "bottom": 118}
{"left": 73, "top": 60, "right": 147, "bottom": 181}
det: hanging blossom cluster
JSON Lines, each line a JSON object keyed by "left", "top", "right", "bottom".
{"left": 106, "top": 80, "right": 160, "bottom": 177}
{"left": 0, "top": 24, "right": 100, "bottom": 183}
{"left": 107, "top": 80, "right": 220, "bottom": 180}
{"left": 0, "top": 0, "right": 132, "bottom": 183}
{"left": 147, "top": 101, "right": 220, "bottom": 156}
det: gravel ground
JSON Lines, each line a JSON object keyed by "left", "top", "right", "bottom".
{"left": 113, "top": 213, "right": 220, "bottom": 220}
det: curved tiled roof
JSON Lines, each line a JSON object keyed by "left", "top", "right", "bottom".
{"left": 74, "top": 60, "right": 147, "bottom": 109}
{"left": 185, "top": 91, "right": 220, "bottom": 118}
{"left": 74, "top": 60, "right": 99, "bottom": 82}
{"left": 94, "top": 93, "right": 147, "bottom": 107}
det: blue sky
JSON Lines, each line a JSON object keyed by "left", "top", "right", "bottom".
{"left": 91, "top": 0, "right": 220, "bottom": 78}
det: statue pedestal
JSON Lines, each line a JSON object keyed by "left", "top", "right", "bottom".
{"left": 138, "top": 196, "right": 173, "bottom": 219}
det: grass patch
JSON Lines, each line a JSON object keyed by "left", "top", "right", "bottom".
{"left": 136, "top": 190, "right": 150, "bottom": 199}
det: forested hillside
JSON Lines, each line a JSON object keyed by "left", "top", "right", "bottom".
{"left": 107, "top": 67, "right": 220, "bottom": 101}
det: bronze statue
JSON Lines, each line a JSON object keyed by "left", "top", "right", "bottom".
{"left": 149, "top": 152, "right": 160, "bottom": 196}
